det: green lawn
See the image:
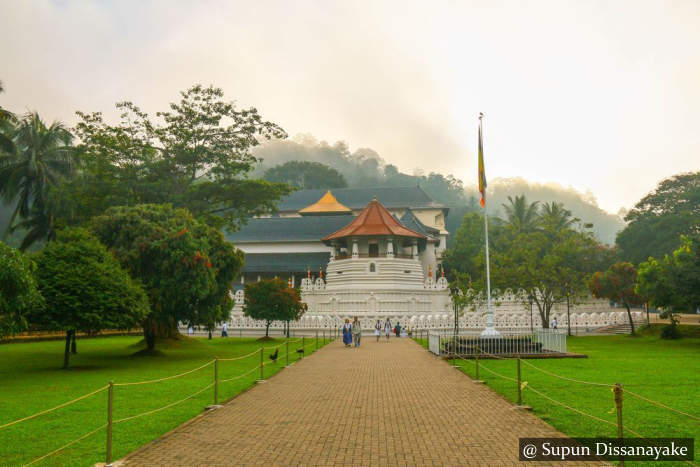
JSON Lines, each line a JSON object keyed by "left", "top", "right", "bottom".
{"left": 416, "top": 329, "right": 700, "bottom": 466}
{"left": 0, "top": 334, "right": 331, "bottom": 466}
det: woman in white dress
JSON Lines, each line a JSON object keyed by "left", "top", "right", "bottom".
{"left": 374, "top": 320, "right": 381, "bottom": 342}
{"left": 384, "top": 318, "right": 392, "bottom": 341}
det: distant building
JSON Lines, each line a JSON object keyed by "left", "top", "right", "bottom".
{"left": 227, "top": 186, "right": 448, "bottom": 289}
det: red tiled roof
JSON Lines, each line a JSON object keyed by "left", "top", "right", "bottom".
{"left": 323, "top": 198, "right": 426, "bottom": 241}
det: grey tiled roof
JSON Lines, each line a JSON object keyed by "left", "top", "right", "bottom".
{"left": 226, "top": 215, "right": 354, "bottom": 243}
{"left": 277, "top": 186, "right": 446, "bottom": 212}
{"left": 399, "top": 209, "right": 441, "bottom": 239}
{"left": 241, "top": 252, "right": 330, "bottom": 273}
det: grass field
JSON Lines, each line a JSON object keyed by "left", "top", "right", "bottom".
{"left": 416, "top": 326, "right": 700, "bottom": 465}
{"left": 0, "top": 334, "right": 331, "bottom": 466}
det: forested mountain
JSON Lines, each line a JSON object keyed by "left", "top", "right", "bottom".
{"left": 252, "top": 136, "right": 625, "bottom": 244}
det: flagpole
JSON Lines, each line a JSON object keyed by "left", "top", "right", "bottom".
{"left": 479, "top": 113, "right": 500, "bottom": 337}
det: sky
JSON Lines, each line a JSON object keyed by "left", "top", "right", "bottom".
{"left": 1, "top": 0, "right": 698, "bottom": 214}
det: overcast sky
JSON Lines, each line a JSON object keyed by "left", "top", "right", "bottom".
{"left": 1, "top": 0, "right": 698, "bottom": 213}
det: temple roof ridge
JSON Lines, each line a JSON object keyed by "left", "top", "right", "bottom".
{"left": 323, "top": 198, "right": 426, "bottom": 241}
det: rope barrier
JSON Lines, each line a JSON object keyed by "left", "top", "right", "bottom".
{"left": 217, "top": 349, "right": 260, "bottom": 361}
{"left": 625, "top": 389, "right": 700, "bottom": 421}
{"left": 220, "top": 365, "right": 260, "bottom": 383}
{"left": 113, "top": 382, "right": 215, "bottom": 424}
{"left": 519, "top": 359, "right": 614, "bottom": 387}
{"left": 22, "top": 424, "right": 107, "bottom": 466}
{"left": 113, "top": 360, "right": 215, "bottom": 386}
{"left": 0, "top": 385, "right": 109, "bottom": 430}
{"left": 476, "top": 362, "right": 518, "bottom": 382}
{"left": 524, "top": 384, "right": 619, "bottom": 429}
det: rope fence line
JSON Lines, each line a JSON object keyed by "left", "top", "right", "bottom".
{"left": 113, "top": 382, "right": 216, "bottom": 424}
{"left": 114, "top": 360, "right": 215, "bottom": 387}
{"left": 2, "top": 336, "right": 332, "bottom": 466}
{"left": 0, "top": 385, "right": 109, "bottom": 430}
{"left": 519, "top": 359, "right": 614, "bottom": 387}
{"left": 217, "top": 348, "right": 260, "bottom": 361}
{"left": 625, "top": 389, "right": 700, "bottom": 421}
{"left": 220, "top": 365, "right": 260, "bottom": 383}
{"left": 435, "top": 342, "right": 699, "bottom": 465}
{"left": 22, "top": 424, "right": 107, "bottom": 467}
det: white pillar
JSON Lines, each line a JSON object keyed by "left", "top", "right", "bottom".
{"left": 411, "top": 240, "right": 418, "bottom": 259}
{"left": 330, "top": 242, "right": 336, "bottom": 261}
{"left": 352, "top": 239, "right": 359, "bottom": 258}
{"left": 386, "top": 238, "right": 394, "bottom": 258}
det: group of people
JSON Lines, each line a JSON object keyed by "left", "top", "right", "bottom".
{"left": 342, "top": 318, "right": 403, "bottom": 347}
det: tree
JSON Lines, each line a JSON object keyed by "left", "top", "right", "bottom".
{"left": 616, "top": 171, "right": 699, "bottom": 265}
{"left": 0, "top": 112, "right": 75, "bottom": 249}
{"left": 589, "top": 262, "right": 642, "bottom": 335}
{"left": 442, "top": 212, "right": 489, "bottom": 282}
{"left": 243, "top": 279, "right": 306, "bottom": 337}
{"left": 90, "top": 204, "right": 243, "bottom": 351}
{"left": 500, "top": 195, "right": 540, "bottom": 233}
{"left": 263, "top": 161, "right": 347, "bottom": 190}
{"left": 0, "top": 241, "right": 43, "bottom": 336}
{"left": 489, "top": 228, "right": 600, "bottom": 329}
{"left": 637, "top": 235, "right": 700, "bottom": 316}
{"left": 33, "top": 229, "right": 149, "bottom": 368}
{"left": 539, "top": 201, "right": 579, "bottom": 233}
{"left": 66, "top": 85, "right": 291, "bottom": 230}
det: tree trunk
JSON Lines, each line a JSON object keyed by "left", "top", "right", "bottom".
{"left": 71, "top": 332, "right": 77, "bottom": 354}
{"left": 536, "top": 301, "right": 550, "bottom": 329}
{"left": 143, "top": 317, "right": 157, "bottom": 352}
{"left": 265, "top": 320, "right": 271, "bottom": 337}
{"left": 63, "top": 330, "right": 74, "bottom": 369}
{"left": 645, "top": 303, "right": 650, "bottom": 326}
{"left": 208, "top": 328, "right": 212, "bottom": 340}
{"left": 566, "top": 295, "right": 572, "bottom": 337}
{"left": 624, "top": 302, "right": 636, "bottom": 335}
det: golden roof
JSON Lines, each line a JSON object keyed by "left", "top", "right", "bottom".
{"left": 298, "top": 190, "right": 353, "bottom": 215}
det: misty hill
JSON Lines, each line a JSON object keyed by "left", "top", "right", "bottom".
{"left": 252, "top": 136, "right": 625, "bottom": 244}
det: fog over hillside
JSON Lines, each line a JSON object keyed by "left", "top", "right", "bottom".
{"left": 253, "top": 136, "right": 625, "bottom": 245}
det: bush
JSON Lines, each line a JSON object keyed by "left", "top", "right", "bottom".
{"left": 660, "top": 324, "right": 682, "bottom": 340}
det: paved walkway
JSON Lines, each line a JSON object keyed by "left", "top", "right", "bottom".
{"left": 122, "top": 338, "right": 599, "bottom": 466}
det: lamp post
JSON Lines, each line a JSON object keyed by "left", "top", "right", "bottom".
{"left": 529, "top": 295, "right": 534, "bottom": 333}
{"left": 449, "top": 285, "right": 461, "bottom": 363}
{"left": 566, "top": 285, "right": 572, "bottom": 337}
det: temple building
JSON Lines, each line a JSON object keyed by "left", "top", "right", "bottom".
{"left": 227, "top": 186, "right": 448, "bottom": 290}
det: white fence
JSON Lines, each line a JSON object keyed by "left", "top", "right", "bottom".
{"left": 426, "top": 329, "right": 567, "bottom": 356}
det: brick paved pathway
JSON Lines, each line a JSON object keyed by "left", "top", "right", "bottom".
{"left": 122, "top": 338, "right": 600, "bottom": 466}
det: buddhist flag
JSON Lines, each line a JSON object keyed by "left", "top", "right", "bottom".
{"left": 478, "top": 113, "right": 486, "bottom": 208}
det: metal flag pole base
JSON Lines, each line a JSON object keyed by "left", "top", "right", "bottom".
{"left": 205, "top": 404, "right": 223, "bottom": 411}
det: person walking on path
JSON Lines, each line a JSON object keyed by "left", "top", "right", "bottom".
{"left": 395, "top": 322, "right": 402, "bottom": 337}
{"left": 552, "top": 317, "right": 558, "bottom": 330}
{"left": 384, "top": 318, "right": 392, "bottom": 341}
{"left": 352, "top": 316, "right": 362, "bottom": 348}
{"left": 221, "top": 322, "right": 228, "bottom": 337}
{"left": 342, "top": 319, "right": 353, "bottom": 347}
{"left": 374, "top": 320, "right": 382, "bottom": 342}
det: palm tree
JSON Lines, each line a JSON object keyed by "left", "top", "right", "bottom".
{"left": 539, "top": 201, "right": 579, "bottom": 232}
{"left": 0, "top": 112, "right": 75, "bottom": 248}
{"left": 501, "top": 195, "right": 540, "bottom": 233}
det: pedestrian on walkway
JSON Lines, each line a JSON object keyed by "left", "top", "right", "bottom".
{"left": 221, "top": 322, "right": 228, "bottom": 337}
{"left": 395, "top": 322, "right": 401, "bottom": 337}
{"left": 552, "top": 317, "right": 558, "bottom": 330}
{"left": 384, "top": 318, "right": 392, "bottom": 341}
{"left": 342, "top": 319, "right": 353, "bottom": 347}
{"left": 187, "top": 325, "right": 194, "bottom": 336}
{"left": 352, "top": 316, "right": 362, "bottom": 347}
{"left": 374, "top": 320, "right": 382, "bottom": 342}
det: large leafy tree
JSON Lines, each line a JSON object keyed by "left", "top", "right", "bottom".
{"left": 616, "top": 171, "right": 699, "bottom": 265}
{"left": 90, "top": 204, "right": 244, "bottom": 351}
{"left": 243, "top": 279, "right": 306, "bottom": 337}
{"left": 66, "top": 85, "right": 292, "bottom": 230}
{"left": 0, "top": 112, "right": 75, "bottom": 249}
{"left": 500, "top": 195, "right": 540, "bottom": 233}
{"left": 0, "top": 241, "right": 43, "bottom": 336}
{"left": 33, "top": 229, "right": 149, "bottom": 368}
{"left": 263, "top": 160, "right": 347, "bottom": 190}
{"left": 589, "top": 262, "right": 642, "bottom": 335}
{"left": 637, "top": 235, "right": 700, "bottom": 316}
